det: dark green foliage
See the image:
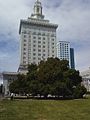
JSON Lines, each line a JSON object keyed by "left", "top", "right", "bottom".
{"left": 9, "top": 74, "right": 28, "bottom": 94}
{"left": 73, "top": 85, "right": 87, "bottom": 98}
{"left": 9, "top": 58, "right": 87, "bottom": 99}
{"left": 64, "top": 69, "right": 82, "bottom": 86}
{"left": 28, "top": 64, "right": 37, "bottom": 73}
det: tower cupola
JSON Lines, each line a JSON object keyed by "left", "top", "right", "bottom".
{"left": 31, "top": 0, "right": 44, "bottom": 19}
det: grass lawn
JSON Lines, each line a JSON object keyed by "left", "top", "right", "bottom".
{"left": 0, "top": 97, "right": 90, "bottom": 120}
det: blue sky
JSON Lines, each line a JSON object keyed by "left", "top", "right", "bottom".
{"left": 0, "top": 0, "right": 90, "bottom": 73}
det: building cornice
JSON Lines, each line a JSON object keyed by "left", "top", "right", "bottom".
{"left": 2, "top": 72, "right": 18, "bottom": 75}
{"left": 19, "top": 19, "right": 58, "bottom": 34}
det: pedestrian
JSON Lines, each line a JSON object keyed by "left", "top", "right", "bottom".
{"left": 11, "top": 93, "right": 14, "bottom": 100}
{"left": 27, "top": 94, "right": 29, "bottom": 99}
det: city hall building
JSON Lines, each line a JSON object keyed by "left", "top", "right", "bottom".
{"left": 19, "top": 0, "right": 58, "bottom": 72}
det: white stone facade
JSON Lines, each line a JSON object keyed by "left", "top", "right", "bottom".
{"left": 82, "top": 78, "right": 90, "bottom": 92}
{"left": 3, "top": 72, "right": 18, "bottom": 95}
{"left": 81, "top": 68, "right": 90, "bottom": 92}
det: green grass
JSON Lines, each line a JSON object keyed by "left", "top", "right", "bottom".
{"left": 0, "top": 98, "right": 90, "bottom": 120}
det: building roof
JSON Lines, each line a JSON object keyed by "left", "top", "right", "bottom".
{"left": 2, "top": 72, "right": 18, "bottom": 76}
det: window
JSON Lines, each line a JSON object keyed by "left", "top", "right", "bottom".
{"left": 23, "top": 61, "right": 26, "bottom": 64}
{"left": 38, "top": 58, "right": 41, "bottom": 60}
{"left": 38, "top": 41, "right": 41, "bottom": 44}
{"left": 33, "top": 40, "right": 36, "bottom": 43}
{"left": 23, "top": 52, "right": 26, "bottom": 55}
{"left": 43, "top": 37, "right": 45, "bottom": 40}
{"left": 24, "top": 48, "right": 26, "bottom": 50}
{"left": 43, "top": 42, "right": 45, "bottom": 44}
{"left": 33, "top": 53, "right": 36, "bottom": 56}
{"left": 42, "top": 33, "right": 45, "bottom": 36}
{"left": 24, "top": 35, "right": 26, "bottom": 38}
{"left": 33, "top": 49, "right": 36, "bottom": 51}
{"left": 52, "top": 39, "right": 54, "bottom": 41}
{"left": 24, "top": 44, "right": 26, "bottom": 46}
{"left": 33, "top": 45, "right": 36, "bottom": 47}
{"left": 33, "top": 57, "right": 36, "bottom": 60}
{"left": 38, "top": 33, "right": 41, "bottom": 35}
{"left": 24, "top": 39, "right": 26, "bottom": 42}
{"left": 43, "top": 46, "right": 45, "bottom": 48}
{"left": 38, "top": 37, "right": 41, "bottom": 40}
{"left": 38, "top": 49, "right": 41, "bottom": 52}
{"left": 33, "top": 36, "right": 36, "bottom": 39}
{"left": 38, "top": 54, "right": 41, "bottom": 56}
{"left": 52, "top": 55, "right": 54, "bottom": 57}
{"left": 38, "top": 45, "right": 41, "bottom": 48}
{"left": 33, "top": 32, "right": 36, "bottom": 35}
{"left": 37, "top": 7, "right": 39, "bottom": 13}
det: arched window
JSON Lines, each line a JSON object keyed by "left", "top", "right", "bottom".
{"left": 37, "top": 7, "right": 39, "bottom": 13}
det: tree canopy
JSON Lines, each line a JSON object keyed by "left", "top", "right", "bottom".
{"left": 9, "top": 58, "right": 87, "bottom": 99}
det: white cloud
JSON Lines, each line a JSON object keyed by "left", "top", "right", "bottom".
{"left": 43, "top": 0, "right": 90, "bottom": 42}
{"left": 75, "top": 45, "right": 90, "bottom": 71}
{"left": 0, "top": 50, "right": 19, "bottom": 72}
